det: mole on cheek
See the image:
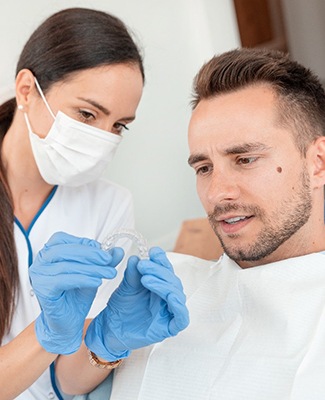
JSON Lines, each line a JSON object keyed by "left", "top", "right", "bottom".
{"left": 276, "top": 166, "right": 282, "bottom": 173}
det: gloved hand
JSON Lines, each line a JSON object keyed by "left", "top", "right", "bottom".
{"left": 29, "top": 231, "right": 124, "bottom": 355}
{"left": 85, "top": 247, "right": 189, "bottom": 361}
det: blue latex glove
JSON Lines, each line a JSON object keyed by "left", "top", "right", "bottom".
{"left": 29, "top": 232, "right": 124, "bottom": 355}
{"left": 85, "top": 247, "right": 189, "bottom": 361}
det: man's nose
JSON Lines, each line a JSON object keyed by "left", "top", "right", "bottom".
{"left": 205, "top": 170, "right": 240, "bottom": 205}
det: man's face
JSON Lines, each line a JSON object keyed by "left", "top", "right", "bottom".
{"left": 188, "top": 84, "right": 312, "bottom": 267}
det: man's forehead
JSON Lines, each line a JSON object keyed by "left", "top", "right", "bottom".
{"left": 188, "top": 86, "right": 281, "bottom": 149}
{"left": 189, "top": 84, "right": 277, "bottom": 121}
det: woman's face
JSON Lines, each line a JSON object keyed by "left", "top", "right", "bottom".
{"left": 27, "top": 63, "right": 144, "bottom": 137}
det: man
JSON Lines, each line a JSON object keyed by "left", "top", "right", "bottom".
{"left": 90, "top": 48, "right": 325, "bottom": 399}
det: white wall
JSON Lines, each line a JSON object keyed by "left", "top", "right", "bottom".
{"left": 0, "top": 0, "right": 240, "bottom": 248}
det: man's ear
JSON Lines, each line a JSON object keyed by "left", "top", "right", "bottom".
{"left": 15, "top": 69, "right": 37, "bottom": 111}
{"left": 309, "top": 136, "right": 325, "bottom": 188}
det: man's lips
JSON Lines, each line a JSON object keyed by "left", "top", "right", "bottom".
{"left": 217, "top": 215, "right": 253, "bottom": 223}
{"left": 209, "top": 204, "right": 261, "bottom": 235}
{"left": 217, "top": 215, "right": 254, "bottom": 234}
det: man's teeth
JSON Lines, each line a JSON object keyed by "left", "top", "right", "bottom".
{"left": 224, "top": 216, "right": 247, "bottom": 224}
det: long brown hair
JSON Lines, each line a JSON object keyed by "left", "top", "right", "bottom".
{"left": 0, "top": 99, "right": 18, "bottom": 342}
{"left": 0, "top": 7, "right": 144, "bottom": 342}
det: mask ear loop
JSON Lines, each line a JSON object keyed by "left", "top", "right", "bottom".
{"left": 23, "top": 112, "right": 33, "bottom": 133}
{"left": 34, "top": 77, "right": 56, "bottom": 120}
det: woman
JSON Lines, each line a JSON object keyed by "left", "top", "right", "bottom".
{"left": 0, "top": 7, "right": 144, "bottom": 399}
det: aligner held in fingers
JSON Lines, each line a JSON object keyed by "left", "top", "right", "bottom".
{"left": 101, "top": 228, "right": 149, "bottom": 259}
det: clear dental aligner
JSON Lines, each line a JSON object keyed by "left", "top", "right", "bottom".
{"left": 101, "top": 228, "right": 149, "bottom": 259}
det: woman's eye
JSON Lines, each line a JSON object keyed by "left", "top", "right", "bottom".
{"left": 78, "top": 110, "right": 95, "bottom": 123}
{"left": 113, "top": 122, "right": 129, "bottom": 135}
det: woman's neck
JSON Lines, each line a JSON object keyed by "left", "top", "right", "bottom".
{"left": 2, "top": 120, "right": 54, "bottom": 230}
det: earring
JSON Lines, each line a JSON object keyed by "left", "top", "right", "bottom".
{"left": 17, "top": 105, "right": 24, "bottom": 110}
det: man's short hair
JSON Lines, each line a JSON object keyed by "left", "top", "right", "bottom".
{"left": 191, "top": 48, "right": 325, "bottom": 155}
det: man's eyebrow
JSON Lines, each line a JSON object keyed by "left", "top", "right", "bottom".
{"left": 77, "top": 97, "right": 136, "bottom": 122}
{"left": 188, "top": 142, "right": 271, "bottom": 166}
{"left": 188, "top": 154, "right": 207, "bottom": 167}
{"left": 223, "top": 142, "right": 271, "bottom": 155}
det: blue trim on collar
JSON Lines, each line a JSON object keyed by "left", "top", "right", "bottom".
{"left": 50, "top": 362, "right": 64, "bottom": 400}
{"left": 14, "top": 218, "right": 34, "bottom": 267}
{"left": 14, "top": 186, "right": 58, "bottom": 267}
{"left": 27, "top": 185, "right": 58, "bottom": 236}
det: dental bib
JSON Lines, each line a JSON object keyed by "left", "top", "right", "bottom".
{"left": 111, "top": 251, "right": 325, "bottom": 400}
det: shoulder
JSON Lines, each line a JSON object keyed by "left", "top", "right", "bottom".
{"left": 166, "top": 251, "right": 217, "bottom": 270}
{"left": 166, "top": 251, "right": 222, "bottom": 297}
{"left": 52, "top": 179, "right": 134, "bottom": 241}
{"left": 56, "top": 178, "right": 133, "bottom": 206}
{"left": 79, "top": 177, "right": 132, "bottom": 198}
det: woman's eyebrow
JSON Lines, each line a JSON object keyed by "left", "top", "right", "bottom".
{"left": 77, "top": 97, "right": 110, "bottom": 115}
{"left": 77, "top": 97, "right": 136, "bottom": 122}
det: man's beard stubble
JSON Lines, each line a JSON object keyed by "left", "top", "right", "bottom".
{"left": 208, "top": 168, "right": 312, "bottom": 263}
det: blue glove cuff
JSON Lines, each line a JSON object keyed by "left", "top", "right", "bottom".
{"left": 85, "top": 318, "right": 130, "bottom": 362}
{"left": 35, "top": 314, "right": 82, "bottom": 355}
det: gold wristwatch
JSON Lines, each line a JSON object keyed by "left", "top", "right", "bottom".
{"left": 87, "top": 349, "right": 123, "bottom": 370}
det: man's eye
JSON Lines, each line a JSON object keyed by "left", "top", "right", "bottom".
{"left": 195, "top": 165, "right": 211, "bottom": 175}
{"left": 237, "top": 157, "right": 258, "bottom": 165}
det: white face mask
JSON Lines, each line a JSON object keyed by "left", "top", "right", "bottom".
{"left": 23, "top": 78, "right": 122, "bottom": 187}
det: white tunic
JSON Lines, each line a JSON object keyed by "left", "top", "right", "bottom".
{"left": 4, "top": 178, "right": 134, "bottom": 400}
{"left": 111, "top": 251, "right": 325, "bottom": 400}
